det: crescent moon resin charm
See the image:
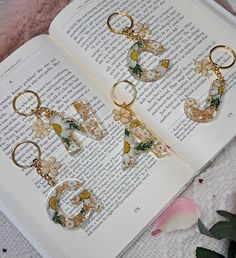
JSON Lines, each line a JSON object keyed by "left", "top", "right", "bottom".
{"left": 107, "top": 13, "right": 170, "bottom": 82}
{"left": 184, "top": 45, "right": 236, "bottom": 123}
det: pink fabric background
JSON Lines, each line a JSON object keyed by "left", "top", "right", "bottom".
{"left": 0, "top": 0, "right": 70, "bottom": 61}
{"left": 0, "top": 0, "right": 234, "bottom": 62}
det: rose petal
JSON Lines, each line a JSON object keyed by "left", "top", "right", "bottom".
{"left": 151, "top": 197, "right": 200, "bottom": 236}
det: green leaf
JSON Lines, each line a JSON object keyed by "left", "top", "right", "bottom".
{"left": 209, "top": 98, "right": 221, "bottom": 109}
{"left": 196, "top": 247, "right": 225, "bottom": 258}
{"left": 209, "top": 221, "right": 236, "bottom": 241}
{"left": 198, "top": 219, "right": 214, "bottom": 238}
{"left": 137, "top": 41, "right": 143, "bottom": 48}
{"left": 125, "top": 128, "right": 130, "bottom": 136}
{"left": 228, "top": 241, "right": 236, "bottom": 258}
{"left": 52, "top": 212, "right": 64, "bottom": 226}
{"left": 217, "top": 210, "right": 236, "bottom": 223}
{"left": 67, "top": 121, "right": 80, "bottom": 131}
{"left": 62, "top": 137, "right": 70, "bottom": 147}
{"left": 136, "top": 141, "right": 154, "bottom": 151}
{"left": 130, "top": 64, "right": 143, "bottom": 77}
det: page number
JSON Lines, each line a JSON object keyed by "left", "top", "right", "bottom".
{"left": 227, "top": 112, "right": 233, "bottom": 118}
{"left": 134, "top": 207, "right": 141, "bottom": 213}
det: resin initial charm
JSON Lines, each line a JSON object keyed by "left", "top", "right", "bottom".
{"left": 112, "top": 80, "right": 169, "bottom": 168}
{"left": 113, "top": 107, "right": 168, "bottom": 167}
{"left": 13, "top": 91, "right": 106, "bottom": 155}
{"left": 107, "top": 13, "right": 170, "bottom": 82}
{"left": 184, "top": 46, "right": 235, "bottom": 123}
{"left": 128, "top": 40, "right": 170, "bottom": 82}
{"left": 47, "top": 179, "right": 100, "bottom": 230}
{"left": 12, "top": 141, "right": 101, "bottom": 230}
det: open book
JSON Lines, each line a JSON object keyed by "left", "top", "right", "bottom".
{"left": 0, "top": 0, "right": 236, "bottom": 257}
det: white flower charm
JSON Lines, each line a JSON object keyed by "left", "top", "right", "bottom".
{"left": 41, "top": 156, "right": 62, "bottom": 177}
{"left": 112, "top": 108, "right": 131, "bottom": 124}
{"left": 133, "top": 22, "right": 152, "bottom": 38}
{"left": 194, "top": 59, "right": 213, "bottom": 76}
{"left": 31, "top": 118, "right": 50, "bottom": 139}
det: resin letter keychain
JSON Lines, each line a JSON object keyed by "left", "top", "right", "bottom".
{"left": 184, "top": 45, "right": 236, "bottom": 122}
{"left": 13, "top": 90, "right": 106, "bottom": 155}
{"left": 12, "top": 141, "right": 100, "bottom": 230}
{"left": 111, "top": 80, "right": 169, "bottom": 167}
{"left": 107, "top": 12, "right": 170, "bottom": 82}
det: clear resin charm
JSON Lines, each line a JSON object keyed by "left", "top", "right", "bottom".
{"left": 184, "top": 53, "right": 227, "bottom": 123}
{"left": 128, "top": 40, "right": 170, "bottom": 82}
{"left": 107, "top": 14, "right": 170, "bottom": 83}
{"left": 30, "top": 100, "right": 105, "bottom": 155}
{"left": 113, "top": 107, "right": 168, "bottom": 168}
{"left": 184, "top": 43, "right": 236, "bottom": 123}
{"left": 46, "top": 179, "right": 100, "bottom": 230}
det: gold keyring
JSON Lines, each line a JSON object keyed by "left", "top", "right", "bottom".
{"left": 209, "top": 45, "right": 236, "bottom": 69}
{"left": 13, "top": 90, "right": 41, "bottom": 117}
{"left": 12, "top": 140, "right": 41, "bottom": 169}
{"left": 107, "top": 12, "right": 133, "bottom": 35}
{"left": 111, "top": 80, "right": 137, "bottom": 107}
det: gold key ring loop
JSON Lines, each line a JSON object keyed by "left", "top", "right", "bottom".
{"left": 12, "top": 140, "right": 41, "bottom": 169}
{"left": 209, "top": 45, "right": 236, "bottom": 69}
{"left": 107, "top": 12, "right": 133, "bottom": 35}
{"left": 13, "top": 90, "right": 41, "bottom": 117}
{"left": 111, "top": 80, "right": 137, "bottom": 107}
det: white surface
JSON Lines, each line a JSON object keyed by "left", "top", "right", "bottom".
{"left": 0, "top": 1, "right": 236, "bottom": 258}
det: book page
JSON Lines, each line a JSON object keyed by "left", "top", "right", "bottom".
{"left": 0, "top": 35, "right": 192, "bottom": 258}
{"left": 49, "top": 0, "right": 236, "bottom": 170}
